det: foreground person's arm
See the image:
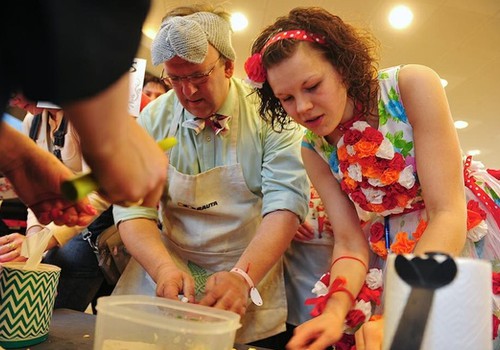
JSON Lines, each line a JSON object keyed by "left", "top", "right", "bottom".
{"left": 0, "top": 123, "right": 96, "bottom": 226}
{"left": 63, "top": 74, "right": 168, "bottom": 207}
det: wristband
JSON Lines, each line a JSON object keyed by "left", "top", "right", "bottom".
{"left": 230, "top": 268, "right": 263, "bottom": 306}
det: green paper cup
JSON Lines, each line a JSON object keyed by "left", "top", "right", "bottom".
{"left": 0, "top": 262, "right": 60, "bottom": 349}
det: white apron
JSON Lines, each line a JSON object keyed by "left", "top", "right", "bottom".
{"left": 115, "top": 100, "right": 287, "bottom": 343}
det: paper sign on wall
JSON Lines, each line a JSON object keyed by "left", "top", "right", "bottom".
{"left": 36, "top": 101, "right": 61, "bottom": 109}
{"left": 128, "top": 58, "right": 147, "bottom": 117}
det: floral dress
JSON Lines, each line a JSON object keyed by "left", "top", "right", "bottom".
{"left": 302, "top": 65, "right": 500, "bottom": 345}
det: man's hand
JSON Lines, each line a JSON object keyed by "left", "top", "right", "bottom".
{"left": 198, "top": 271, "right": 249, "bottom": 317}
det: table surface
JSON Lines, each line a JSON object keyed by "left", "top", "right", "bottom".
{"left": 23, "top": 309, "right": 271, "bottom": 350}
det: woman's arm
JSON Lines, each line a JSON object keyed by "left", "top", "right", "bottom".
{"left": 287, "top": 147, "right": 370, "bottom": 349}
{"left": 399, "top": 64, "right": 467, "bottom": 255}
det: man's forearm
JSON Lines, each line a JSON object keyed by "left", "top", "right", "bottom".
{"left": 234, "top": 210, "right": 299, "bottom": 285}
{"left": 118, "top": 218, "right": 177, "bottom": 281}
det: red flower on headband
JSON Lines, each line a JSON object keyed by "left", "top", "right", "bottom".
{"left": 244, "top": 30, "right": 326, "bottom": 89}
{"left": 244, "top": 53, "right": 266, "bottom": 88}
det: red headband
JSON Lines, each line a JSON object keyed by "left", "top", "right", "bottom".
{"left": 244, "top": 30, "right": 326, "bottom": 88}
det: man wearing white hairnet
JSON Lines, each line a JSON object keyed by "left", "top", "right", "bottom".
{"left": 113, "top": 4, "right": 309, "bottom": 347}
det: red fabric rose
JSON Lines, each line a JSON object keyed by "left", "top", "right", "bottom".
{"left": 467, "top": 209, "right": 484, "bottom": 230}
{"left": 467, "top": 200, "right": 487, "bottom": 218}
{"left": 346, "top": 309, "right": 366, "bottom": 328}
{"left": 363, "top": 127, "right": 384, "bottom": 144}
{"left": 382, "top": 192, "right": 399, "bottom": 211}
{"left": 350, "top": 189, "right": 368, "bottom": 207}
{"left": 244, "top": 53, "right": 266, "bottom": 84}
{"left": 344, "top": 129, "right": 363, "bottom": 145}
{"left": 370, "top": 222, "right": 385, "bottom": 242}
{"left": 339, "top": 159, "right": 350, "bottom": 173}
{"left": 493, "top": 272, "right": 500, "bottom": 295}
{"left": 334, "top": 333, "right": 355, "bottom": 350}
{"left": 357, "top": 284, "right": 383, "bottom": 305}
{"left": 388, "top": 152, "right": 406, "bottom": 171}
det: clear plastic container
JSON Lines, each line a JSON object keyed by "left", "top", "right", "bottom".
{"left": 94, "top": 295, "right": 241, "bottom": 350}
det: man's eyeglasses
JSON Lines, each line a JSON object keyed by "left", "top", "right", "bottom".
{"left": 160, "top": 56, "right": 222, "bottom": 86}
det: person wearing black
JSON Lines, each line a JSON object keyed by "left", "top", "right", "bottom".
{"left": 0, "top": 1, "right": 168, "bottom": 226}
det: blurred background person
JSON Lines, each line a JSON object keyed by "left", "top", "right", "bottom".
{"left": 143, "top": 72, "right": 171, "bottom": 100}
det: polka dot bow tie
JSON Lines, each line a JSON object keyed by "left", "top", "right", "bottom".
{"left": 182, "top": 114, "right": 231, "bottom": 136}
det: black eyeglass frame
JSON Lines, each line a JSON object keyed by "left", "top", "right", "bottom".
{"left": 160, "top": 56, "right": 222, "bottom": 86}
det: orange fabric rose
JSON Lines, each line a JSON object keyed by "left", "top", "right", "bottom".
{"left": 371, "top": 240, "right": 388, "bottom": 259}
{"left": 355, "top": 140, "right": 379, "bottom": 158}
{"left": 343, "top": 176, "right": 358, "bottom": 191}
{"left": 380, "top": 169, "right": 400, "bottom": 185}
{"left": 362, "top": 165, "right": 383, "bottom": 179}
{"left": 369, "top": 203, "right": 386, "bottom": 213}
{"left": 413, "top": 220, "right": 427, "bottom": 241}
{"left": 337, "top": 145, "right": 348, "bottom": 161}
{"left": 395, "top": 194, "right": 411, "bottom": 207}
{"left": 390, "top": 232, "right": 416, "bottom": 254}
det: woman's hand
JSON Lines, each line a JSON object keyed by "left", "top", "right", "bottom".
{"left": 0, "top": 233, "right": 27, "bottom": 263}
{"left": 286, "top": 311, "right": 346, "bottom": 350}
{"left": 354, "top": 316, "right": 384, "bottom": 350}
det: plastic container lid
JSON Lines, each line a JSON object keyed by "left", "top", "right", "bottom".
{"left": 96, "top": 295, "right": 241, "bottom": 335}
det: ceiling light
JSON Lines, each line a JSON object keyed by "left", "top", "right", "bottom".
{"left": 142, "top": 28, "right": 157, "bottom": 40}
{"left": 467, "top": 149, "right": 481, "bottom": 156}
{"left": 231, "top": 12, "right": 248, "bottom": 32}
{"left": 440, "top": 78, "right": 448, "bottom": 87}
{"left": 454, "top": 120, "right": 469, "bottom": 129}
{"left": 389, "top": 5, "right": 413, "bottom": 29}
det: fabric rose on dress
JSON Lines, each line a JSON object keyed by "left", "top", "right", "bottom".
{"left": 333, "top": 334, "right": 355, "bottom": 350}
{"left": 337, "top": 121, "right": 419, "bottom": 216}
{"left": 412, "top": 219, "right": 427, "bottom": 241}
{"left": 357, "top": 284, "right": 383, "bottom": 305}
{"left": 369, "top": 222, "right": 385, "bottom": 243}
{"left": 371, "top": 240, "right": 388, "bottom": 260}
{"left": 493, "top": 272, "right": 500, "bottom": 295}
{"left": 343, "top": 301, "right": 371, "bottom": 335}
{"left": 365, "top": 268, "right": 384, "bottom": 289}
{"left": 466, "top": 199, "right": 488, "bottom": 242}
{"left": 390, "top": 232, "right": 416, "bottom": 254}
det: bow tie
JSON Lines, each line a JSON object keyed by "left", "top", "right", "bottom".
{"left": 182, "top": 115, "right": 231, "bottom": 136}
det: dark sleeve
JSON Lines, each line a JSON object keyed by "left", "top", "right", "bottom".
{"left": 0, "top": 0, "right": 150, "bottom": 106}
